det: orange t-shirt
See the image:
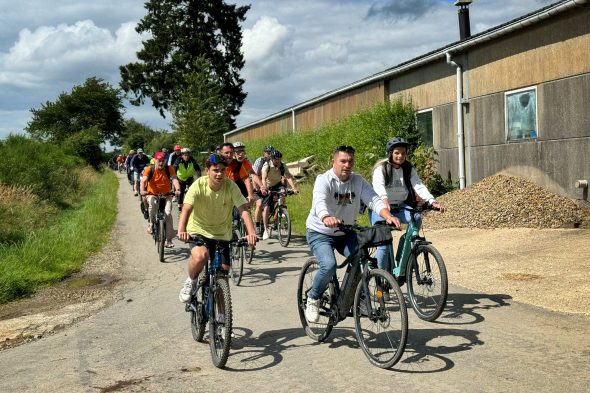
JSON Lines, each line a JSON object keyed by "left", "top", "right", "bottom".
{"left": 143, "top": 165, "right": 176, "bottom": 195}
{"left": 225, "top": 159, "right": 253, "bottom": 181}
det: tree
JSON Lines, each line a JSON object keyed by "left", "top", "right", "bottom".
{"left": 120, "top": 0, "right": 249, "bottom": 129}
{"left": 171, "top": 57, "right": 230, "bottom": 151}
{"left": 26, "top": 77, "right": 125, "bottom": 144}
{"left": 122, "top": 118, "right": 158, "bottom": 152}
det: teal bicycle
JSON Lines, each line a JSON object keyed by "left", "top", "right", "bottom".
{"left": 380, "top": 202, "right": 448, "bottom": 322}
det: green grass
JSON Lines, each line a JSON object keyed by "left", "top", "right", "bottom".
{"left": 0, "top": 170, "right": 118, "bottom": 304}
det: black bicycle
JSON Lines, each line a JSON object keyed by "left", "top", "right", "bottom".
{"left": 186, "top": 236, "right": 248, "bottom": 368}
{"left": 147, "top": 192, "right": 173, "bottom": 262}
{"left": 267, "top": 189, "right": 294, "bottom": 247}
{"left": 297, "top": 222, "right": 408, "bottom": 369}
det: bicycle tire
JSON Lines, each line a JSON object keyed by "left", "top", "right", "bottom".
{"left": 354, "top": 268, "right": 408, "bottom": 369}
{"left": 296, "top": 257, "right": 334, "bottom": 342}
{"left": 406, "top": 244, "right": 448, "bottom": 322}
{"left": 190, "top": 275, "right": 207, "bottom": 342}
{"left": 158, "top": 220, "right": 165, "bottom": 262}
{"left": 208, "top": 277, "right": 232, "bottom": 368}
{"left": 229, "top": 230, "right": 245, "bottom": 286}
{"left": 277, "top": 208, "right": 291, "bottom": 247}
{"left": 238, "top": 219, "right": 254, "bottom": 264}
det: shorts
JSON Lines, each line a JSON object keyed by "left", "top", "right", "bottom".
{"left": 262, "top": 184, "right": 283, "bottom": 207}
{"left": 188, "top": 234, "right": 231, "bottom": 266}
{"left": 133, "top": 171, "right": 142, "bottom": 182}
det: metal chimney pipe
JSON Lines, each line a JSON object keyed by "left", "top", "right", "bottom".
{"left": 454, "top": 0, "right": 472, "bottom": 40}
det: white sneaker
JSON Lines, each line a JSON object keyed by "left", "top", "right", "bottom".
{"left": 305, "top": 297, "right": 320, "bottom": 323}
{"left": 179, "top": 278, "right": 193, "bottom": 303}
{"left": 262, "top": 229, "right": 270, "bottom": 240}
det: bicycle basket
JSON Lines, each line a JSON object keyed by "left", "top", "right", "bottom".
{"left": 356, "top": 223, "right": 393, "bottom": 248}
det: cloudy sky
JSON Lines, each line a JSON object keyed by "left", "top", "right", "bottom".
{"left": 0, "top": 0, "right": 555, "bottom": 141}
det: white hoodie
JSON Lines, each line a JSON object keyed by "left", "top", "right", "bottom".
{"left": 306, "top": 168, "right": 387, "bottom": 236}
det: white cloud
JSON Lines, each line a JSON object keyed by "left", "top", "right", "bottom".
{"left": 242, "top": 16, "right": 291, "bottom": 81}
{"left": 0, "top": 20, "right": 143, "bottom": 88}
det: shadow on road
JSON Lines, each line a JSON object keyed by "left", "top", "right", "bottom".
{"left": 435, "top": 292, "right": 512, "bottom": 325}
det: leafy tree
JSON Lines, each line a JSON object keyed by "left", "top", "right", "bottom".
{"left": 26, "top": 77, "right": 125, "bottom": 144}
{"left": 120, "top": 0, "right": 249, "bottom": 128}
{"left": 171, "top": 57, "right": 230, "bottom": 151}
{"left": 122, "top": 118, "right": 157, "bottom": 152}
{"left": 64, "top": 127, "right": 105, "bottom": 169}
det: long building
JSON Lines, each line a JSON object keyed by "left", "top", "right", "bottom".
{"left": 225, "top": 0, "right": 590, "bottom": 201}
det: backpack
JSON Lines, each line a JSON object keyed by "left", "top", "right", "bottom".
{"left": 146, "top": 165, "right": 171, "bottom": 182}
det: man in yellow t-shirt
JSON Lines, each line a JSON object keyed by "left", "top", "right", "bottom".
{"left": 176, "top": 154, "right": 257, "bottom": 303}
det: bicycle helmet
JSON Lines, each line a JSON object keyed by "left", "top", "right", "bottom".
{"left": 137, "top": 148, "right": 144, "bottom": 153}
{"left": 153, "top": 152, "right": 166, "bottom": 161}
{"left": 386, "top": 137, "right": 409, "bottom": 152}
{"left": 233, "top": 141, "right": 245, "bottom": 148}
{"left": 264, "top": 145, "right": 274, "bottom": 152}
{"left": 271, "top": 150, "right": 283, "bottom": 159}
{"left": 162, "top": 147, "right": 168, "bottom": 153}
{"left": 180, "top": 147, "right": 191, "bottom": 154}
{"left": 173, "top": 144, "right": 182, "bottom": 151}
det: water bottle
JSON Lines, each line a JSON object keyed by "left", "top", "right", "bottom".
{"left": 212, "top": 250, "right": 221, "bottom": 271}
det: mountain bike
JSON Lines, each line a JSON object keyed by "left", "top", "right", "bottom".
{"left": 267, "top": 189, "right": 295, "bottom": 247}
{"left": 148, "top": 192, "right": 173, "bottom": 262}
{"left": 185, "top": 236, "right": 248, "bottom": 368}
{"left": 384, "top": 202, "right": 448, "bottom": 322}
{"left": 232, "top": 208, "right": 254, "bottom": 272}
{"left": 297, "top": 222, "right": 408, "bottom": 369}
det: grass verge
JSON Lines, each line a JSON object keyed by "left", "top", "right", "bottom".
{"left": 0, "top": 170, "right": 118, "bottom": 304}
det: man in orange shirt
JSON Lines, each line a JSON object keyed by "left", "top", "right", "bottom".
{"left": 140, "top": 151, "right": 181, "bottom": 248}
{"left": 220, "top": 142, "right": 262, "bottom": 204}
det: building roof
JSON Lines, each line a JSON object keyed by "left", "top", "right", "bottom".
{"left": 226, "top": 0, "right": 584, "bottom": 137}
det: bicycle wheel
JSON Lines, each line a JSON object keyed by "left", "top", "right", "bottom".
{"left": 406, "top": 244, "right": 448, "bottom": 322}
{"left": 296, "top": 258, "right": 334, "bottom": 342}
{"left": 209, "top": 277, "right": 232, "bottom": 368}
{"left": 277, "top": 208, "right": 291, "bottom": 247}
{"left": 190, "top": 276, "right": 207, "bottom": 342}
{"left": 354, "top": 268, "right": 407, "bottom": 369}
{"left": 158, "top": 220, "right": 165, "bottom": 262}
{"left": 229, "top": 230, "right": 245, "bottom": 286}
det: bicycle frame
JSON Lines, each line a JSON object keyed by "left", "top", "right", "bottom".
{"left": 327, "top": 247, "right": 378, "bottom": 324}
{"left": 388, "top": 206, "right": 433, "bottom": 281}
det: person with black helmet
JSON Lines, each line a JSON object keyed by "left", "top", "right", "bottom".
{"left": 260, "top": 149, "right": 298, "bottom": 240}
{"left": 370, "top": 136, "right": 445, "bottom": 272}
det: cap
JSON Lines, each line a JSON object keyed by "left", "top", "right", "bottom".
{"left": 137, "top": 148, "right": 144, "bottom": 153}
{"left": 174, "top": 144, "right": 182, "bottom": 151}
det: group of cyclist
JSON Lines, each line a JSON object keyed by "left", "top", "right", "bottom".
{"left": 116, "top": 136, "right": 444, "bottom": 326}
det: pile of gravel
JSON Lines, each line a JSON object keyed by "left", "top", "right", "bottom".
{"left": 423, "top": 174, "right": 590, "bottom": 229}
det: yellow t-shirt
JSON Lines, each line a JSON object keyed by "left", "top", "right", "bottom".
{"left": 184, "top": 176, "right": 247, "bottom": 240}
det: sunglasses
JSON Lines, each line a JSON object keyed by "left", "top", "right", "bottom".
{"left": 334, "top": 145, "right": 355, "bottom": 153}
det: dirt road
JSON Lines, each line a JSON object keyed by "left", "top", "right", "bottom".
{"left": 0, "top": 173, "right": 589, "bottom": 392}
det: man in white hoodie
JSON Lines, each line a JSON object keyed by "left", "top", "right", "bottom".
{"left": 304, "top": 145, "right": 400, "bottom": 323}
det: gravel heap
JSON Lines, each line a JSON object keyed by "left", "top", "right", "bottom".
{"left": 422, "top": 174, "right": 590, "bottom": 229}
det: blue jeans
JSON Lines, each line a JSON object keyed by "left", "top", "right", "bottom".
{"left": 306, "top": 229, "right": 358, "bottom": 300}
{"left": 369, "top": 204, "right": 420, "bottom": 271}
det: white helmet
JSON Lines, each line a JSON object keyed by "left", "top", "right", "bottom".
{"left": 233, "top": 141, "right": 245, "bottom": 148}
{"left": 180, "top": 147, "right": 191, "bottom": 154}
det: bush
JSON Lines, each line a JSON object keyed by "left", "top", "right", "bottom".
{"left": 64, "top": 127, "right": 106, "bottom": 169}
{"left": 0, "top": 135, "right": 83, "bottom": 206}
{"left": 0, "top": 184, "right": 57, "bottom": 244}
{"left": 411, "top": 144, "right": 456, "bottom": 197}
{"left": 245, "top": 96, "right": 426, "bottom": 178}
